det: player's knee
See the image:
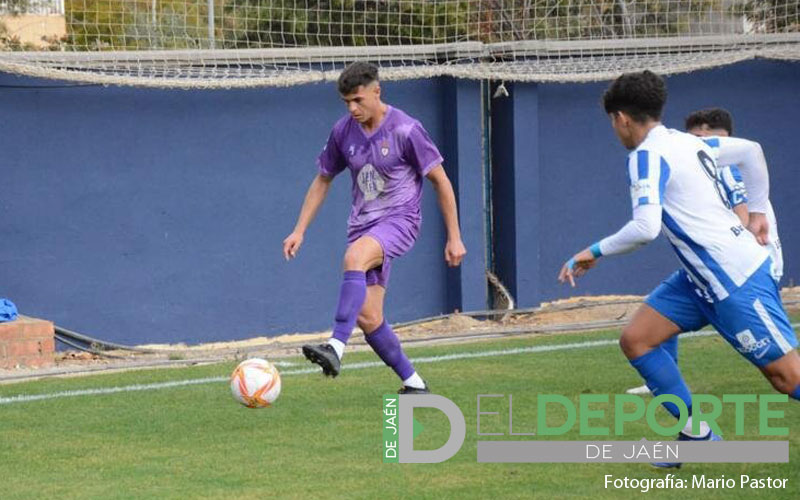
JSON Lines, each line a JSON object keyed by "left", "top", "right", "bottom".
{"left": 618, "top": 335, "right": 634, "bottom": 359}
{"left": 763, "top": 352, "right": 800, "bottom": 395}
{"left": 358, "top": 311, "right": 383, "bottom": 334}
{"left": 772, "top": 371, "right": 800, "bottom": 396}
{"left": 619, "top": 326, "right": 641, "bottom": 359}
{"left": 343, "top": 248, "right": 367, "bottom": 271}
{"left": 766, "top": 374, "right": 794, "bottom": 396}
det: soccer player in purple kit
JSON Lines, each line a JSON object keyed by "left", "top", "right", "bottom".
{"left": 283, "top": 62, "right": 467, "bottom": 394}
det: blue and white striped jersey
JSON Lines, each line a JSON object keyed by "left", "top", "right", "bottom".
{"left": 702, "top": 137, "right": 748, "bottom": 208}
{"left": 628, "top": 126, "right": 768, "bottom": 301}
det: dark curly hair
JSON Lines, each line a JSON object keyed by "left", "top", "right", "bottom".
{"left": 685, "top": 107, "right": 733, "bottom": 135}
{"left": 602, "top": 70, "right": 667, "bottom": 123}
{"left": 337, "top": 62, "right": 379, "bottom": 95}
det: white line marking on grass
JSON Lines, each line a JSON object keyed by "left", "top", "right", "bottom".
{"left": 0, "top": 329, "right": 721, "bottom": 406}
{"left": 0, "top": 376, "right": 227, "bottom": 405}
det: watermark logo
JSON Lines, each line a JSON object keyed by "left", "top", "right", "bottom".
{"left": 382, "top": 393, "right": 789, "bottom": 464}
{"left": 383, "top": 394, "right": 465, "bottom": 463}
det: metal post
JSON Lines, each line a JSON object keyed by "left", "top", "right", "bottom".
{"left": 207, "top": 0, "right": 215, "bottom": 49}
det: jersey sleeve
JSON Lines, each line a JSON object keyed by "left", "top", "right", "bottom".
{"left": 719, "top": 165, "right": 748, "bottom": 207}
{"left": 403, "top": 122, "right": 444, "bottom": 176}
{"left": 316, "top": 128, "right": 347, "bottom": 178}
{"left": 627, "top": 149, "right": 670, "bottom": 209}
{"left": 703, "top": 136, "right": 769, "bottom": 212}
{"left": 598, "top": 204, "right": 662, "bottom": 256}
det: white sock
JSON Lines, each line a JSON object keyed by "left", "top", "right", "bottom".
{"left": 681, "top": 417, "right": 710, "bottom": 438}
{"left": 402, "top": 372, "right": 425, "bottom": 389}
{"left": 327, "top": 338, "right": 345, "bottom": 360}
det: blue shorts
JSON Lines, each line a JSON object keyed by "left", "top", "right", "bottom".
{"left": 646, "top": 259, "right": 797, "bottom": 367}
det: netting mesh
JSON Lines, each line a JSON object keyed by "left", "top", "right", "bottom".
{"left": 0, "top": 1, "right": 798, "bottom": 88}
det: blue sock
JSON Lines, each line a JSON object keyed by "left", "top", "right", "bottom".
{"left": 792, "top": 385, "right": 800, "bottom": 401}
{"left": 661, "top": 336, "right": 679, "bottom": 364}
{"left": 330, "top": 271, "right": 367, "bottom": 345}
{"left": 630, "top": 346, "right": 692, "bottom": 418}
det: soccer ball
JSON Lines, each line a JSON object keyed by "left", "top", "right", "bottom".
{"left": 230, "top": 358, "right": 282, "bottom": 408}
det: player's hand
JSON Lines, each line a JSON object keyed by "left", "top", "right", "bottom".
{"left": 283, "top": 231, "right": 304, "bottom": 260}
{"left": 445, "top": 239, "right": 467, "bottom": 267}
{"left": 558, "top": 248, "right": 598, "bottom": 287}
{"left": 747, "top": 212, "right": 769, "bottom": 246}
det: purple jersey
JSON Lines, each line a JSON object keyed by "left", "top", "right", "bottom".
{"left": 317, "top": 106, "right": 443, "bottom": 238}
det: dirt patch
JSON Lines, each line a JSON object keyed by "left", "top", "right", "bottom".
{"left": 137, "top": 331, "right": 330, "bottom": 353}
{"left": 72, "top": 287, "right": 800, "bottom": 356}
{"left": 7, "top": 287, "right": 800, "bottom": 379}
{"left": 58, "top": 287, "right": 800, "bottom": 357}
{"left": 505, "top": 296, "right": 641, "bottom": 327}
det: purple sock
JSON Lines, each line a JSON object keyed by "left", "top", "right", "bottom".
{"left": 791, "top": 384, "right": 800, "bottom": 401}
{"left": 366, "top": 321, "right": 415, "bottom": 380}
{"left": 331, "top": 271, "right": 367, "bottom": 344}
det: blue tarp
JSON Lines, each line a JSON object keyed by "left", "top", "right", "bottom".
{"left": 0, "top": 299, "right": 18, "bottom": 322}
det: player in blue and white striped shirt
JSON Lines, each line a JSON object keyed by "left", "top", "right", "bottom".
{"left": 626, "top": 108, "right": 785, "bottom": 397}
{"left": 558, "top": 71, "right": 799, "bottom": 455}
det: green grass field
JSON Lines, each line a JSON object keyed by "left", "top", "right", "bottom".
{"left": 1, "top": 324, "right": 798, "bottom": 499}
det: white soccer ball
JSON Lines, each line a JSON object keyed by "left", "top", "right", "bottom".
{"left": 230, "top": 358, "right": 282, "bottom": 408}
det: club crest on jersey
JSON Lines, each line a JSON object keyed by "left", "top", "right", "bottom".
{"left": 348, "top": 144, "right": 356, "bottom": 157}
{"left": 380, "top": 140, "right": 390, "bottom": 157}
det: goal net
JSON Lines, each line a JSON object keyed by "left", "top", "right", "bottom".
{"left": 0, "top": 0, "right": 798, "bottom": 88}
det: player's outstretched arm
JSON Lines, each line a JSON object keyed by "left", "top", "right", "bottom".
{"left": 426, "top": 165, "right": 466, "bottom": 267}
{"left": 558, "top": 204, "right": 662, "bottom": 287}
{"left": 283, "top": 174, "right": 333, "bottom": 260}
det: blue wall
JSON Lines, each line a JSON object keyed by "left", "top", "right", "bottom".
{"left": 1, "top": 59, "right": 797, "bottom": 344}
{"left": 0, "top": 75, "right": 468, "bottom": 344}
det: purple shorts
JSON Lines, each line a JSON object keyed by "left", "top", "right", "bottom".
{"left": 349, "top": 216, "right": 419, "bottom": 288}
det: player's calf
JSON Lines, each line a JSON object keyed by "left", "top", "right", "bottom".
{"left": 330, "top": 270, "right": 367, "bottom": 346}
{"left": 622, "top": 306, "right": 693, "bottom": 418}
{"left": 365, "top": 321, "right": 427, "bottom": 391}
